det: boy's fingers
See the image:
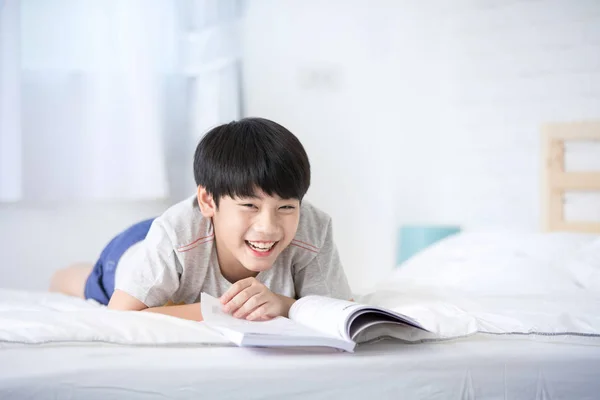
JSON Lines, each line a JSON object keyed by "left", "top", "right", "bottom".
{"left": 233, "top": 293, "right": 267, "bottom": 319}
{"left": 246, "top": 304, "right": 272, "bottom": 321}
{"left": 223, "top": 285, "right": 261, "bottom": 314}
{"left": 220, "top": 277, "right": 255, "bottom": 304}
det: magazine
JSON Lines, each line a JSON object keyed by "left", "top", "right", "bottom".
{"left": 200, "top": 292, "right": 429, "bottom": 352}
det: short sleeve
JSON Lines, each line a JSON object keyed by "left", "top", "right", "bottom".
{"left": 293, "top": 219, "right": 352, "bottom": 300}
{"left": 114, "top": 219, "right": 182, "bottom": 307}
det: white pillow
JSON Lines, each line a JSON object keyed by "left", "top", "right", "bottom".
{"left": 562, "top": 237, "right": 600, "bottom": 291}
{"left": 378, "top": 231, "right": 598, "bottom": 295}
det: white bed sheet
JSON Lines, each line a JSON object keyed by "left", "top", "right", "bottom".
{"left": 2, "top": 336, "right": 600, "bottom": 399}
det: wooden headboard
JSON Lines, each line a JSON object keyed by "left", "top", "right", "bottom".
{"left": 541, "top": 121, "right": 600, "bottom": 233}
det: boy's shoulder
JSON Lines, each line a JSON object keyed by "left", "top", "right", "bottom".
{"left": 154, "top": 194, "right": 212, "bottom": 250}
{"left": 296, "top": 200, "right": 333, "bottom": 249}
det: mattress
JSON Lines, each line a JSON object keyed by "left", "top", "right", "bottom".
{"left": 2, "top": 336, "right": 600, "bottom": 399}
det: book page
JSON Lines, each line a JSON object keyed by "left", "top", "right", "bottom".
{"left": 288, "top": 296, "right": 366, "bottom": 341}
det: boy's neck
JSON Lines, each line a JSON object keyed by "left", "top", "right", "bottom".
{"left": 214, "top": 242, "right": 259, "bottom": 284}
{"left": 220, "top": 266, "right": 259, "bottom": 284}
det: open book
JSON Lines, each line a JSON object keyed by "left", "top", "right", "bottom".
{"left": 200, "top": 293, "right": 430, "bottom": 352}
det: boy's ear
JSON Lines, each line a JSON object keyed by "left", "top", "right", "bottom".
{"left": 197, "top": 186, "right": 216, "bottom": 218}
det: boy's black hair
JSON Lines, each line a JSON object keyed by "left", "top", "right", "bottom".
{"left": 193, "top": 117, "right": 311, "bottom": 206}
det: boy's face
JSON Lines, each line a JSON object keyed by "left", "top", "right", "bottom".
{"left": 199, "top": 187, "right": 300, "bottom": 277}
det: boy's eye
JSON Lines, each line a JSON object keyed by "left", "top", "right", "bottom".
{"left": 241, "top": 204, "right": 257, "bottom": 209}
{"left": 280, "top": 205, "right": 296, "bottom": 210}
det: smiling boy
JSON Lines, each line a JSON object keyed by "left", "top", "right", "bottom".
{"left": 50, "top": 117, "right": 352, "bottom": 321}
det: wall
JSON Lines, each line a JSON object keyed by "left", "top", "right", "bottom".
{"left": 241, "top": 0, "right": 600, "bottom": 293}
{"left": 430, "top": 0, "right": 600, "bottom": 228}
{"left": 0, "top": 201, "right": 169, "bottom": 290}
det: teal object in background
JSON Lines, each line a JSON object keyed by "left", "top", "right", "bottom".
{"left": 396, "top": 225, "right": 461, "bottom": 266}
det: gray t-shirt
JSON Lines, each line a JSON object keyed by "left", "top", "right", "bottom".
{"left": 115, "top": 195, "right": 352, "bottom": 307}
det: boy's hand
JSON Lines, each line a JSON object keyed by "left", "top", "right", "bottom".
{"left": 220, "top": 277, "right": 295, "bottom": 321}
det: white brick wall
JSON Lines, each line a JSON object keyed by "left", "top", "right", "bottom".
{"left": 431, "top": 0, "right": 600, "bottom": 229}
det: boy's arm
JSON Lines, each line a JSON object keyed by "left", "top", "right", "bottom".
{"left": 108, "top": 289, "right": 204, "bottom": 321}
{"left": 142, "top": 303, "right": 203, "bottom": 321}
{"left": 107, "top": 289, "right": 148, "bottom": 311}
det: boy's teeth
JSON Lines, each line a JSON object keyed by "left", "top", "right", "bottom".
{"left": 247, "top": 241, "right": 275, "bottom": 250}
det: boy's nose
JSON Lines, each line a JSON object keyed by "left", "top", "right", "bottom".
{"left": 254, "top": 211, "right": 278, "bottom": 235}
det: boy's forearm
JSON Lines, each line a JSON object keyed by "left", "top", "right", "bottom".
{"left": 142, "top": 303, "right": 203, "bottom": 321}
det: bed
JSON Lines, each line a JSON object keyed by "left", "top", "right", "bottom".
{"left": 1, "top": 121, "right": 600, "bottom": 399}
{"left": 4, "top": 335, "right": 600, "bottom": 399}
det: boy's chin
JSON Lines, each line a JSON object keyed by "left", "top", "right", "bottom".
{"left": 242, "top": 262, "right": 273, "bottom": 273}
{"left": 239, "top": 254, "right": 275, "bottom": 273}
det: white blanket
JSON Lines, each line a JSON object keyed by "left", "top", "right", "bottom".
{"left": 1, "top": 287, "right": 599, "bottom": 347}
{"left": 0, "top": 289, "right": 229, "bottom": 347}
{"left": 358, "top": 287, "right": 600, "bottom": 344}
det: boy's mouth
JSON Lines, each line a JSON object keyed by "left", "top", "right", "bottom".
{"left": 245, "top": 240, "right": 278, "bottom": 256}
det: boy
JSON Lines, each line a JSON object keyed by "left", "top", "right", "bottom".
{"left": 50, "top": 117, "right": 352, "bottom": 321}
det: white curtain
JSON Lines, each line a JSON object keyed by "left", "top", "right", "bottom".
{"left": 0, "top": 0, "right": 242, "bottom": 202}
{"left": 0, "top": 0, "right": 21, "bottom": 202}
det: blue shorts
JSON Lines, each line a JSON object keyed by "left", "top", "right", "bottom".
{"left": 84, "top": 218, "right": 155, "bottom": 305}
